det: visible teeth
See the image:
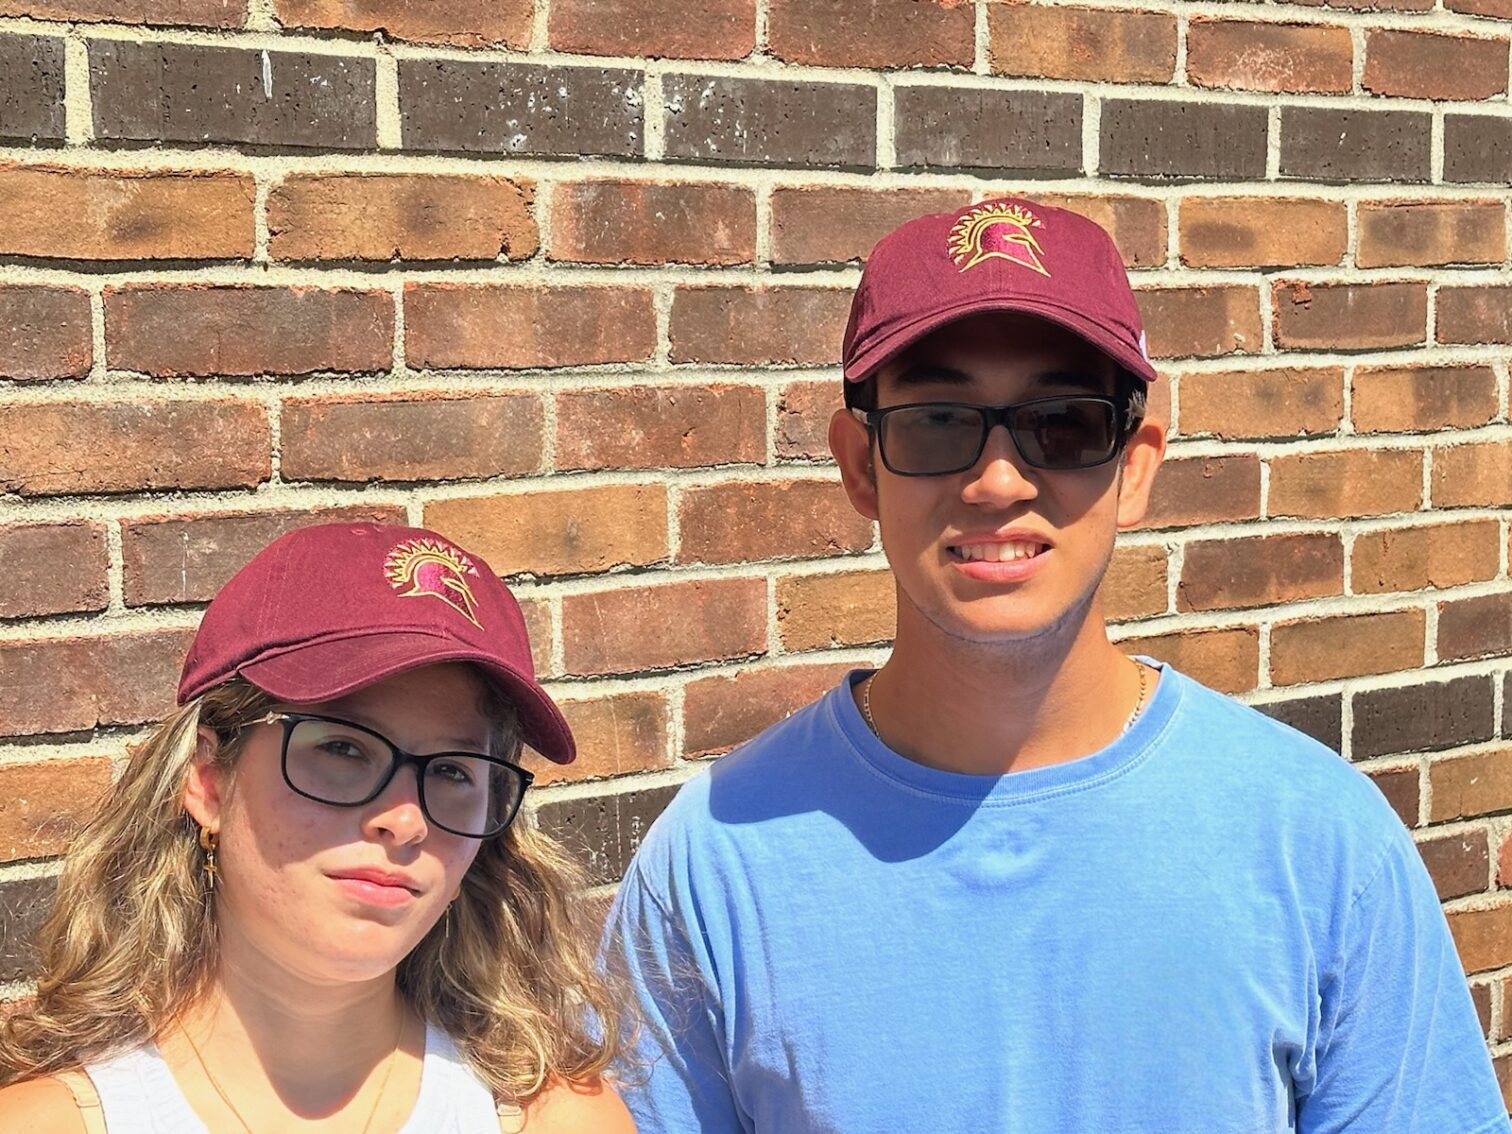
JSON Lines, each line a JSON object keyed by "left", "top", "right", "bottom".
{"left": 957, "top": 542, "right": 1041, "bottom": 562}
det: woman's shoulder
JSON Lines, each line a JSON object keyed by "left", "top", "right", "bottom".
{"left": 0, "top": 1076, "right": 90, "bottom": 1134}
{"left": 504, "top": 1077, "right": 635, "bottom": 1134}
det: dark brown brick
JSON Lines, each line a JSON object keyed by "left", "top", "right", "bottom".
{"left": 1444, "top": 115, "right": 1512, "bottom": 185}
{"left": 549, "top": 180, "right": 754, "bottom": 266}
{"left": 561, "top": 578, "right": 766, "bottom": 676}
{"left": 1256, "top": 693, "right": 1343, "bottom": 751}
{"left": 0, "top": 285, "right": 91, "bottom": 381}
{"left": 1280, "top": 0, "right": 1431, "bottom": 10}
{"left": 1418, "top": 829, "right": 1490, "bottom": 901}
{"left": 1368, "top": 767, "right": 1420, "bottom": 827}
{"left": 275, "top": 0, "right": 531, "bottom": 48}
{"left": 684, "top": 661, "right": 855, "bottom": 756}
{"left": 895, "top": 87, "right": 1082, "bottom": 175}
{"left": 556, "top": 385, "right": 766, "bottom": 471}
{"left": 1448, "top": 0, "right": 1512, "bottom": 14}
{"left": 0, "top": 628, "right": 189, "bottom": 736}
{"left": 1353, "top": 675, "right": 1495, "bottom": 758}
{"left": 1139, "top": 454, "right": 1261, "bottom": 529}
{"left": 1279, "top": 108, "right": 1430, "bottom": 183}
{"left": 90, "top": 41, "right": 375, "bottom": 150}
{"left": 0, "top": 875, "right": 54, "bottom": 982}
{"left": 662, "top": 75, "right": 875, "bottom": 169}
{"left": 0, "top": 522, "right": 109, "bottom": 619}
{"left": 533, "top": 783, "right": 678, "bottom": 886}
{"left": 400, "top": 61, "right": 642, "bottom": 158}
{"left": 677, "top": 479, "right": 874, "bottom": 566}
{"left": 670, "top": 285, "right": 849, "bottom": 366}
{"left": 770, "top": 0, "right": 973, "bottom": 68}
{"left": 0, "top": 34, "right": 65, "bottom": 144}
{"left": 1364, "top": 29, "right": 1509, "bottom": 101}
{"left": 1178, "top": 532, "right": 1343, "bottom": 612}
{"left": 121, "top": 505, "right": 406, "bottom": 607}
{"left": 549, "top": 0, "right": 754, "bottom": 59}
{"left": 989, "top": 4, "right": 1176, "bottom": 84}
{"left": 1439, "top": 592, "right": 1512, "bottom": 663}
{"left": 1438, "top": 285, "right": 1512, "bottom": 346}
{"left": 1272, "top": 281, "right": 1427, "bottom": 351}
{"left": 769, "top": 185, "right": 970, "bottom": 266}
{"left": 0, "top": 0, "right": 243, "bottom": 26}
{"left": 1352, "top": 366, "right": 1498, "bottom": 433}
{"left": 1100, "top": 100, "right": 1267, "bottom": 180}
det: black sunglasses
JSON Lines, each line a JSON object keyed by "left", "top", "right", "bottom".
{"left": 856, "top": 395, "right": 1140, "bottom": 477}
{"left": 255, "top": 712, "right": 533, "bottom": 839}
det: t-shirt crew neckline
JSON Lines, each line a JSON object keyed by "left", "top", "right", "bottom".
{"left": 831, "top": 658, "right": 1180, "bottom": 807}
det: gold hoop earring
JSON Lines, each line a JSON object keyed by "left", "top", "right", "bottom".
{"left": 198, "top": 826, "right": 218, "bottom": 892}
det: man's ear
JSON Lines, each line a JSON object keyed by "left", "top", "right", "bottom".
{"left": 1115, "top": 411, "right": 1167, "bottom": 529}
{"left": 182, "top": 726, "right": 226, "bottom": 831}
{"left": 829, "top": 408, "right": 879, "bottom": 522}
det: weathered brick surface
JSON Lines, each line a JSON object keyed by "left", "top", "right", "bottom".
{"left": 1449, "top": 903, "right": 1512, "bottom": 975}
{"left": 0, "top": 0, "right": 242, "bottom": 25}
{"left": 275, "top": 0, "right": 532, "bottom": 47}
{"left": 1353, "top": 675, "right": 1495, "bottom": 758}
{"left": 777, "top": 568, "right": 896, "bottom": 652}
{"left": 1139, "top": 455, "right": 1261, "bottom": 529}
{"left": 533, "top": 783, "right": 679, "bottom": 886}
{"left": 0, "top": 759, "right": 112, "bottom": 861}
{"left": 1177, "top": 533, "right": 1343, "bottom": 612}
{"left": 1444, "top": 115, "right": 1512, "bottom": 184}
{"left": 1363, "top": 29, "right": 1509, "bottom": 101}
{"left": 1179, "top": 198, "right": 1346, "bottom": 269}
{"left": 1100, "top": 100, "right": 1267, "bottom": 180}
{"left": 1136, "top": 286, "right": 1262, "bottom": 358}
{"left": 533, "top": 692, "right": 673, "bottom": 785}
{"left": 677, "top": 479, "right": 874, "bottom": 565}
{"left": 1368, "top": 767, "right": 1420, "bottom": 828}
{"left": 1279, "top": 108, "right": 1431, "bottom": 182}
{"left": 1270, "top": 609, "right": 1425, "bottom": 685}
{"left": 1419, "top": 830, "right": 1490, "bottom": 901}
{"left": 669, "top": 286, "right": 849, "bottom": 366}
{"left": 0, "top": 628, "right": 190, "bottom": 736}
{"left": 776, "top": 380, "right": 839, "bottom": 461}
{"left": 1431, "top": 748, "right": 1512, "bottom": 823}
{"left": 989, "top": 5, "right": 1175, "bottom": 83}
{"left": 1119, "top": 627, "right": 1259, "bottom": 694}
{"left": 561, "top": 578, "right": 767, "bottom": 675}
{"left": 1432, "top": 441, "right": 1511, "bottom": 508}
{"left": 1352, "top": 366, "right": 1498, "bottom": 433}
{"left": 1272, "top": 281, "right": 1427, "bottom": 351}
{"left": 1352, "top": 521, "right": 1502, "bottom": 595}
{"left": 1178, "top": 366, "right": 1343, "bottom": 440}
{"left": 663, "top": 76, "right": 875, "bottom": 169}
{"left": 1438, "top": 592, "right": 1512, "bottom": 663}
{"left": 549, "top": 0, "right": 754, "bottom": 60}
{"left": 1257, "top": 693, "right": 1343, "bottom": 752}
{"left": 1102, "top": 544, "right": 1169, "bottom": 621}
{"left": 770, "top": 186, "right": 970, "bottom": 266}
{"left": 1437, "top": 286, "right": 1512, "bottom": 345}
{"left": 770, "top": 0, "right": 974, "bottom": 68}
{"left": 1032, "top": 194, "right": 1168, "bottom": 267}
{"left": 894, "top": 87, "right": 1083, "bottom": 175}
{"left": 556, "top": 385, "right": 766, "bottom": 471}
{"left": 0, "top": 522, "right": 109, "bottom": 619}
{"left": 1356, "top": 200, "right": 1506, "bottom": 268}
{"left": 1268, "top": 448, "right": 1422, "bottom": 519}
{"left": 550, "top": 181, "right": 754, "bottom": 266}
{"left": 0, "top": 876, "right": 54, "bottom": 981}
{"left": 1187, "top": 20, "right": 1354, "bottom": 93}
{"left": 0, "top": 285, "right": 92, "bottom": 381}
{"left": 0, "top": 35, "right": 65, "bottom": 144}
{"left": 683, "top": 661, "right": 856, "bottom": 756}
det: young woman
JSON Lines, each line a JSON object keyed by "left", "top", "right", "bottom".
{"left": 0, "top": 523, "right": 635, "bottom": 1133}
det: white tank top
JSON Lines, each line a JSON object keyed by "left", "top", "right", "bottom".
{"left": 82, "top": 1022, "right": 501, "bottom": 1133}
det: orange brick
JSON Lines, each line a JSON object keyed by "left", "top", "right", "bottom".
{"left": 1352, "top": 521, "right": 1501, "bottom": 594}
{"left": 1438, "top": 592, "right": 1512, "bottom": 663}
{"left": 561, "top": 578, "right": 767, "bottom": 675}
{"left": 1449, "top": 902, "right": 1512, "bottom": 974}
{"left": 405, "top": 284, "right": 656, "bottom": 370}
{"left": 531, "top": 691, "right": 673, "bottom": 785}
{"left": 1269, "top": 609, "right": 1424, "bottom": 684}
{"left": 0, "top": 522, "right": 108, "bottom": 619}
{"left": 425, "top": 484, "right": 668, "bottom": 579}
{"left": 770, "top": 185, "right": 971, "bottom": 266}
{"left": 1179, "top": 197, "right": 1346, "bottom": 268}
{"left": 1352, "top": 366, "right": 1498, "bottom": 433}
{"left": 1437, "top": 285, "right": 1512, "bottom": 345}
{"left": 1119, "top": 626, "right": 1259, "bottom": 694}
{"left": 1430, "top": 748, "right": 1512, "bottom": 823}
{"left": 683, "top": 661, "right": 855, "bottom": 756}
{"left": 549, "top": 0, "right": 754, "bottom": 59}
{"left": 0, "top": 285, "right": 92, "bottom": 381}
{"left": 1030, "top": 193, "right": 1169, "bottom": 268}
{"left": 1268, "top": 448, "right": 1422, "bottom": 519}
{"left": 1136, "top": 286, "right": 1262, "bottom": 359}
{"left": 770, "top": 0, "right": 973, "bottom": 67}
{"left": 0, "top": 759, "right": 112, "bottom": 861}
{"left": 1139, "top": 455, "right": 1261, "bottom": 529}
{"left": 1272, "top": 281, "right": 1427, "bottom": 351}
{"left": 0, "top": 165, "right": 254, "bottom": 261}
{"left": 0, "top": 0, "right": 242, "bottom": 26}
{"left": 550, "top": 181, "right": 754, "bottom": 266}
{"left": 275, "top": 0, "right": 530, "bottom": 46}
{"left": 518, "top": 597, "right": 553, "bottom": 678}
{"left": 1178, "top": 532, "right": 1343, "bottom": 612}
{"left": 670, "top": 286, "right": 850, "bottom": 366}
{"left": 269, "top": 173, "right": 535, "bottom": 262}
{"left": 556, "top": 385, "right": 766, "bottom": 472}
{"left": 0, "top": 628, "right": 190, "bottom": 737}
{"left": 1364, "top": 29, "right": 1509, "bottom": 101}
{"left": 777, "top": 567, "right": 896, "bottom": 651}
{"left": 776, "top": 380, "right": 840, "bottom": 461}
{"left": 1187, "top": 19, "right": 1354, "bottom": 93}
{"left": 1102, "top": 544, "right": 1169, "bottom": 622}
{"left": 1178, "top": 366, "right": 1342, "bottom": 440}
{"left": 988, "top": 3, "right": 1177, "bottom": 84}
{"left": 678, "top": 479, "right": 872, "bottom": 566}
{"left": 1433, "top": 440, "right": 1511, "bottom": 508}
{"left": 1357, "top": 200, "right": 1506, "bottom": 268}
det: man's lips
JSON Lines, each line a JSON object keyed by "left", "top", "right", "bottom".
{"left": 947, "top": 532, "right": 1052, "bottom": 580}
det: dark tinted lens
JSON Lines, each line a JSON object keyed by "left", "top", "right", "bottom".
{"left": 878, "top": 404, "right": 985, "bottom": 474}
{"left": 1011, "top": 398, "right": 1118, "bottom": 468}
{"left": 285, "top": 719, "right": 391, "bottom": 804}
{"left": 422, "top": 755, "right": 523, "bottom": 837}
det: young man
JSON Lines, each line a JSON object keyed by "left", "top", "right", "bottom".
{"left": 604, "top": 198, "right": 1508, "bottom": 1133}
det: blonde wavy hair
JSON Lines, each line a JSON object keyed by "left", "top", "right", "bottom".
{"left": 0, "top": 677, "right": 632, "bottom": 1104}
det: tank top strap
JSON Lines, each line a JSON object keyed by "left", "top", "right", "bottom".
{"left": 399, "top": 1022, "right": 502, "bottom": 1133}
{"left": 82, "top": 1044, "right": 208, "bottom": 1134}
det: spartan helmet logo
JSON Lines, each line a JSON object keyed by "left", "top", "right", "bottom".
{"left": 947, "top": 203, "right": 1051, "bottom": 277}
{"left": 383, "top": 538, "right": 483, "bottom": 628}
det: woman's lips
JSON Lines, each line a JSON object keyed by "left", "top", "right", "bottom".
{"left": 327, "top": 869, "right": 420, "bottom": 907}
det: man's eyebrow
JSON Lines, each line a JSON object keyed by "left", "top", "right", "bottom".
{"left": 1030, "top": 369, "right": 1113, "bottom": 394}
{"left": 893, "top": 363, "right": 971, "bottom": 386}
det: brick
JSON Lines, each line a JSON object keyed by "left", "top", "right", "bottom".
{"left": 1269, "top": 609, "right": 1424, "bottom": 685}
{"left": 1139, "top": 454, "right": 1261, "bottom": 529}
{"left": 0, "top": 400, "right": 270, "bottom": 496}
{"left": 777, "top": 380, "right": 838, "bottom": 461}
{"left": 1136, "top": 286, "right": 1262, "bottom": 359}
{"left": 1367, "top": 767, "right": 1419, "bottom": 826}
{"left": 532, "top": 783, "right": 678, "bottom": 886}
{"left": 276, "top": 0, "right": 530, "bottom": 46}
{"left": 531, "top": 692, "right": 673, "bottom": 785}
{"left": 678, "top": 479, "right": 874, "bottom": 566}
{"left": 0, "top": 628, "right": 189, "bottom": 736}
{"left": 1503, "top": 835, "right": 1512, "bottom": 890}
{"left": 0, "top": 0, "right": 242, "bottom": 26}
{"left": 1179, "top": 197, "right": 1346, "bottom": 269}
{"left": 1357, "top": 200, "right": 1506, "bottom": 268}
{"left": 1418, "top": 829, "right": 1491, "bottom": 900}
{"left": 988, "top": 4, "right": 1176, "bottom": 84}
{"left": 0, "top": 522, "right": 108, "bottom": 619}
{"left": 0, "top": 876, "right": 54, "bottom": 982}
{"left": 684, "top": 662, "right": 855, "bottom": 756}
{"left": 1438, "top": 285, "right": 1512, "bottom": 345}
{"left": 1364, "top": 29, "right": 1508, "bottom": 101}
{"left": 1352, "top": 521, "right": 1501, "bottom": 595}
{"left": 90, "top": 41, "right": 375, "bottom": 150}
{"left": 282, "top": 393, "right": 544, "bottom": 484}
{"left": 895, "top": 87, "right": 1082, "bottom": 175}
{"left": 0, "top": 166, "right": 255, "bottom": 261}
{"left": 550, "top": 181, "right": 754, "bottom": 266}
{"left": 405, "top": 284, "right": 655, "bottom": 370}
{"left": 1449, "top": 0, "right": 1512, "bottom": 14}
{"left": 0, "top": 759, "right": 111, "bottom": 861}
{"left": 121, "top": 505, "right": 406, "bottom": 607}
{"left": 771, "top": 0, "right": 973, "bottom": 67}
{"left": 1353, "top": 675, "right": 1495, "bottom": 758}
{"left": 1102, "top": 544, "right": 1168, "bottom": 621}
{"left": 1352, "top": 366, "right": 1498, "bottom": 434}
{"left": 663, "top": 75, "right": 875, "bottom": 169}
{"left": 1178, "top": 366, "right": 1343, "bottom": 440}
{"left": 1030, "top": 194, "right": 1168, "bottom": 268}
{"left": 777, "top": 568, "right": 895, "bottom": 652}
{"left": 1268, "top": 449, "right": 1422, "bottom": 519}
{"left": 519, "top": 598, "right": 553, "bottom": 679}
{"left": 1433, "top": 749, "right": 1512, "bottom": 822}
{"left": 1272, "top": 281, "right": 1427, "bottom": 352}
{"left": 106, "top": 285, "right": 392, "bottom": 377}
{"left": 1120, "top": 627, "right": 1258, "bottom": 694}
{"left": 400, "top": 61, "right": 642, "bottom": 159}
{"left": 670, "top": 286, "right": 849, "bottom": 366}
{"left": 556, "top": 385, "right": 766, "bottom": 472}
{"left": 1281, "top": 0, "right": 1432, "bottom": 9}
{"left": 1187, "top": 19, "right": 1353, "bottom": 93}
{"left": 0, "top": 34, "right": 65, "bottom": 143}
{"left": 1438, "top": 592, "right": 1512, "bottom": 663}
{"left": 1100, "top": 100, "right": 1267, "bottom": 180}
{"left": 1257, "top": 693, "right": 1343, "bottom": 751}
{"left": 1178, "top": 532, "right": 1343, "bottom": 612}
{"left": 561, "top": 578, "right": 767, "bottom": 676}
{"left": 1434, "top": 441, "right": 1512, "bottom": 508}
{"left": 549, "top": 0, "right": 754, "bottom": 59}
{"left": 269, "top": 173, "right": 536, "bottom": 263}
{"left": 1445, "top": 115, "right": 1512, "bottom": 185}
{"left": 769, "top": 185, "right": 970, "bottom": 266}
{"left": 0, "top": 285, "right": 91, "bottom": 381}
{"left": 425, "top": 484, "right": 668, "bottom": 580}
{"left": 1279, "top": 108, "right": 1430, "bottom": 183}
{"left": 1506, "top": 672, "right": 1512, "bottom": 740}
{"left": 1471, "top": 981, "right": 1493, "bottom": 1039}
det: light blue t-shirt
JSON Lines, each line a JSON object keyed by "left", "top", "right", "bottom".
{"left": 606, "top": 666, "right": 1508, "bottom": 1134}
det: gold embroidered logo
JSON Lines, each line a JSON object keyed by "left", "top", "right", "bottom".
{"left": 947, "top": 203, "right": 1050, "bottom": 277}
{"left": 384, "top": 538, "right": 483, "bottom": 628}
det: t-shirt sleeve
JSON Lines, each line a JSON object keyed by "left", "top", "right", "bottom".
{"left": 602, "top": 860, "right": 749, "bottom": 1134}
{"left": 1298, "top": 823, "right": 1510, "bottom": 1134}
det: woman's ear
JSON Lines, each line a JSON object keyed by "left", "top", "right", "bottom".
{"left": 182, "top": 726, "right": 226, "bottom": 831}
{"left": 829, "top": 408, "right": 880, "bottom": 522}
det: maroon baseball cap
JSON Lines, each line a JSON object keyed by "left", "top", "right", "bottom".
{"left": 842, "top": 196, "right": 1158, "bottom": 385}
{"left": 178, "top": 523, "right": 575, "bottom": 764}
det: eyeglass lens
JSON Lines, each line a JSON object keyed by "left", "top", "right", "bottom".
{"left": 877, "top": 398, "right": 1119, "bottom": 475}
{"left": 283, "top": 717, "right": 524, "bottom": 837}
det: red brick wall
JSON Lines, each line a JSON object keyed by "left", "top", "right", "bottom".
{"left": 0, "top": 0, "right": 1507, "bottom": 1097}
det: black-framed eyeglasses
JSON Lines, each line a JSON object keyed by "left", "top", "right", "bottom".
{"left": 855, "top": 395, "right": 1140, "bottom": 477}
{"left": 254, "top": 712, "right": 533, "bottom": 839}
